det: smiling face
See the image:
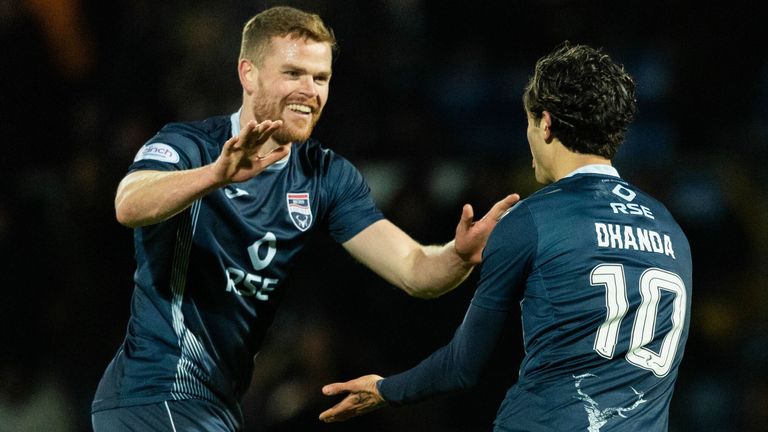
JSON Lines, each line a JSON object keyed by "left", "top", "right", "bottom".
{"left": 243, "top": 34, "right": 332, "bottom": 144}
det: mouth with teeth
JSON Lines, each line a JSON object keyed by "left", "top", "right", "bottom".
{"left": 287, "top": 103, "right": 313, "bottom": 115}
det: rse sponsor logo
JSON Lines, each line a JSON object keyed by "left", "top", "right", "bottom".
{"left": 225, "top": 268, "right": 278, "bottom": 301}
{"left": 610, "top": 202, "right": 654, "bottom": 219}
{"left": 609, "top": 184, "right": 654, "bottom": 219}
{"left": 225, "top": 232, "right": 280, "bottom": 301}
{"left": 134, "top": 143, "right": 180, "bottom": 163}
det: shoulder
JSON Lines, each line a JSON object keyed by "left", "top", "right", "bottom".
{"left": 490, "top": 201, "right": 538, "bottom": 247}
{"left": 133, "top": 114, "right": 229, "bottom": 168}
{"left": 514, "top": 182, "right": 571, "bottom": 216}
{"left": 294, "top": 139, "right": 359, "bottom": 175}
{"left": 156, "top": 114, "right": 231, "bottom": 144}
{"left": 295, "top": 138, "right": 340, "bottom": 161}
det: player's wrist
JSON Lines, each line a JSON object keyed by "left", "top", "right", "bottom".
{"left": 452, "top": 241, "right": 479, "bottom": 267}
{"left": 203, "top": 163, "right": 233, "bottom": 190}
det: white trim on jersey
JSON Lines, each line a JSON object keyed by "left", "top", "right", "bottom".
{"left": 170, "top": 200, "right": 217, "bottom": 402}
{"left": 164, "top": 401, "right": 178, "bottom": 432}
{"left": 564, "top": 164, "right": 620, "bottom": 178}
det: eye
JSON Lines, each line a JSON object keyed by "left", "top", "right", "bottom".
{"left": 284, "top": 70, "right": 300, "bottom": 78}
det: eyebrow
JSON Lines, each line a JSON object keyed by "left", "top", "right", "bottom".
{"left": 282, "top": 62, "right": 331, "bottom": 77}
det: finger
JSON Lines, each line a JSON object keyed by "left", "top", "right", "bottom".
{"left": 257, "top": 120, "right": 283, "bottom": 143}
{"left": 319, "top": 397, "right": 356, "bottom": 422}
{"left": 322, "top": 377, "right": 365, "bottom": 396}
{"left": 245, "top": 119, "right": 283, "bottom": 138}
{"left": 322, "top": 382, "right": 344, "bottom": 396}
{"left": 252, "top": 143, "right": 291, "bottom": 166}
{"left": 234, "top": 122, "right": 255, "bottom": 149}
{"left": 242, "top": 120, "right": 284, "bottom": 151}
{"left": 484, "top": 194, "right": 520, "bottom": 221}
{"left": 223, "top": 135, "right": 240, "bottom": 152}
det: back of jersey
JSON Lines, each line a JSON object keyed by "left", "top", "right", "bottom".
{"left": 507, "top": 173, "right": 692, "bottom": 431}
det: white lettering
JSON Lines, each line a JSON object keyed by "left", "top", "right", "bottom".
{"left": 255, "top": 278, "right": 279, "bottom": 301}
{"left": 611, "top": 203, "right": 628, "bottom": 214}
{"left": 609, "top": 202, "right": 654, "bottom": 220}
{"left": 637, "top": 229, "right": 651, "bottom": 252}
{"left": 664, "top": 235, "right": 676, "bottom": 259}
{"left": 225, "top": 267, "right": 245, "bottom": 293}
{"left": 226, "top": 232, "right": 281, "bottom": 301}
{"left": 608, "top": 224, "right": 623, "bottom": 249}
{"left": 226, "top": 267, "right": 281, "bottom": 300}
{"left": 626, "top": 203, "right": 643, "bottom": 216}
{"left": 133, "top": 143, "right": 180, "bottom": 163}
{"left": 594, "top": 223, "right": 676, "bottom": 259}
{"left": 596, "top": 223, "right": 609, "bottom": 247}
{"left": 243, "top": 273, "right": 262, "bottom": 296}
{"left": 623, "top": 226, "right": 638, "bottom": 250}
{"left": 649, "top": 231, "right": 663, "bottom": 253}
{"left": 641, "top": 206, "right": 655, "bottom": 219}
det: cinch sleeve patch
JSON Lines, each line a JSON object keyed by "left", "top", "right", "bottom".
{"left": 134, "top": 143, "right": 181, "bottom": 163}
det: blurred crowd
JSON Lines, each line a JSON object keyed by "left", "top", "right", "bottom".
{"left": 1, "top": 1, "right": 767, "bottom": 431}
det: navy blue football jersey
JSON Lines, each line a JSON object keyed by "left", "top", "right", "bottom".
{"left": 379, "top": 166, "right": 691, "bottom": 431}
{"left": 92, "top": 111, "right": 384, "bottom": 418}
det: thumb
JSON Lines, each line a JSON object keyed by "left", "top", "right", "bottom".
{"left": 322, "top": 384, "right": 341, "bottom": 395}
{"left": 460, "top": 204, "right": 474, "bottom": 226}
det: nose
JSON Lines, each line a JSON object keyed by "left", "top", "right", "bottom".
{"left": 297, "top": 75, "right": 319, "bottom": 98}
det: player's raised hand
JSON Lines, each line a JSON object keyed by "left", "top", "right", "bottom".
{"left": 213, "top": 119, "right": 287, "bottom": 184}
{"left": 319, "top": 374, "right": 386, "bottom": 423}
{"left": 454, "top": 193, "right": 520, "bottom": 265}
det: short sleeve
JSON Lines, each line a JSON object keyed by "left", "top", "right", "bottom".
{"left": 128, "top": 127, "right": 202, "bottom": 173}
{"left": 323, "top": 155, "right": 384, "bottom": 243}
{"left": 470, "top": 202, "right": 537, "bottom": 311}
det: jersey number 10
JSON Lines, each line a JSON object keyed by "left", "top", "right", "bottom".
{"left": 590, "top": 264, "right": 687, "bottom": 377}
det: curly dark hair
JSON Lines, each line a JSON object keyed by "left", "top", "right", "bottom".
{"left": 523, "top": 42, "right": 637, "bottom": 159}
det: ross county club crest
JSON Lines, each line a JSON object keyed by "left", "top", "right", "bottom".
{"left": 286, "top": 193, "right": 313, "bottom": 231}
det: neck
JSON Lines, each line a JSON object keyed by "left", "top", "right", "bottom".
{"left": 239, "top": 98, "right": 255, "bottom": 129}
{"left": 238, "top": 102, "right": 280, "bottom": 153}
{"left": 551, "top": 144, "right": 611, "bottom": 182}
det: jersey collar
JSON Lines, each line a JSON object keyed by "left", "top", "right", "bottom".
{"left": 563, "top": 164, "right": 620, "bottom": 178}
{"left": 230, "top": 108, "right": 291, "bottom": 171}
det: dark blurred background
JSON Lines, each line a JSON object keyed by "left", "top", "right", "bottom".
{"left": 1, "top": 0, "right": 767, "bottom": 431}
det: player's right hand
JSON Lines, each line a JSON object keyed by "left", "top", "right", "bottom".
{"left": 213, "top": 119, "right": 288, "bottom": 184}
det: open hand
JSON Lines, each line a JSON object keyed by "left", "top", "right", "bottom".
{"left": 213, "top": 119, "right": 288, "bottom": 184}
{"left": 454, "top": 194, "right": 520, "bottom": 265}
{"left": 319, "top": 374, "right": 386, "bottom": 423}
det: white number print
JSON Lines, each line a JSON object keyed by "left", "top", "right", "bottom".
{"left": 590, "top": 264, "right": 687, "bottom": 377}
{"left": 591, "top": 265, "right": 629, "bottom": 359}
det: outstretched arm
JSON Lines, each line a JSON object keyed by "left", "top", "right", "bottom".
{"left": 319, "top": 303, "right": 509, "bottom": 422}
{"left": 322, "top": 201, "right": 534, "bottom": 423}
{"left": 115, "top": 119, "right": 285, "bottom": 227}
{"left": 341, "top": 194, "right": 519, "bottom": 298}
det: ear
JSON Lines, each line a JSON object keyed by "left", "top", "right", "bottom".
{"left": 541, "top": 111, "right": 554, "bottom": 143}
{"left": 238, "top": 58, "right": 257, "bottom": 94}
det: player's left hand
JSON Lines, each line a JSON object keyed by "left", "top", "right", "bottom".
{"left": 454, "top": 193, "right": 520, "bottom": 265}
{"left": 319, "top": 374, "right": 386, "bottom": 423}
